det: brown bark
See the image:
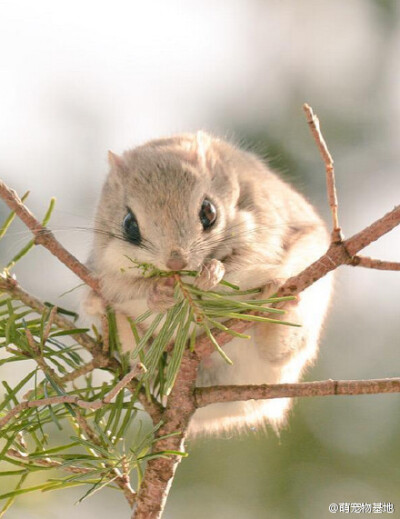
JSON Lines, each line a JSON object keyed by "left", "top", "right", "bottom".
{"left": 0, "top": 179, "right": 99, "bottom": 292}
{"left": 195, "top": 378, "right": 400, "bottom": 407}
{"left": 132, "top": 351, "right": 199, "bottom": 519}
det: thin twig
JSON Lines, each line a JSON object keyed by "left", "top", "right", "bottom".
{"left": 0, "top": 180, "right": 99, "bottom": 292}
{"left": 101, "top": 313, "right": 110, "bottom": 354}
{"left": 6, "top": 448, "right": 95, "bottom": 475}
{"left": 194, "top": 378, "right": 400, "bottom": 407}
{"left": 0, "top": 365, "right": 143, "bottom": 428}
{"left": 24, "top": 328, "right": 63, "bottom": 385}
{"left": 43, "top": 305, "right": 58, "bottom": 343}
{"left": 11, "top": 328, "right": 100, "bottom": 448}
{"left": 303, "top": 103, "right": 341, "bottom": 242}
{"left": 58, "top": 359, "right": 104, "bottom": 384}
{"left": 350, "top": 255, "right": 400, "bottom": 270}
{"left": 5, "top": 448, "right": 136, "bottom": 506}
{"left": 0, "top": 274, "right": 99, "bottom": 353}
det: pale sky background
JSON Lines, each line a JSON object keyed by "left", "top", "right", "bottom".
{"left": 0, "top": 1, "right": 399, "bottom": 518}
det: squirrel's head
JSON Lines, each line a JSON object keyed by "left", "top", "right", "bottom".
{"left": 92, "top": 132, "right": 247, "bottom": 278}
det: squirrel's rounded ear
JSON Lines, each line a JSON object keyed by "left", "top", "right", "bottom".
{"left": 187, "top": 132, "right": 217, "bottom": 173}
{"left": 108, "top": 150, "right": 127, "bottom": 172}
{"left": 106, "top": 151, "right": 127, "bottom": 191}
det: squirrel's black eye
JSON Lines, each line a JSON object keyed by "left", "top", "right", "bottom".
{"left": 122, "top": 210, "right": 141, "bottom": 245}
{"left": 199, "top": 199, "right": 217, "bottom": 230}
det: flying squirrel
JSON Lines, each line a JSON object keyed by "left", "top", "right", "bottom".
{"left": 83, "top": 131, "right": 333, "bottom": 436}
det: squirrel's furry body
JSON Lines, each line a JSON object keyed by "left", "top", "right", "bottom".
{"left": 84, "top": 132, "right": 333, "bottom": 436}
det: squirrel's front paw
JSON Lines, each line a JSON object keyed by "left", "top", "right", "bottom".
{"left": 194, "top": 259, "right": 225, "bottom": 291}
{"left": 147, "top": 278, "right": 176, "bottom": 312}
{"left": 82, "top": 289, "right": 105, "bottom": 316}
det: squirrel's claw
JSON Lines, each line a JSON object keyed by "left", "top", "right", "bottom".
{"left": 147, "top": 277, "right": 176, "bottom": 312}
{"left": 194, "top": 259, "right": 225, "bottom": 291}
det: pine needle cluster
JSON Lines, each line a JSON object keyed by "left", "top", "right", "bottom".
{"left": 126, "top": 260, "right": 297, "bottom": 397}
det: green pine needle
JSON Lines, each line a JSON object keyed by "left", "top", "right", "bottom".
{"left": 126, "top": 262, "right": 297, "bottom": 396}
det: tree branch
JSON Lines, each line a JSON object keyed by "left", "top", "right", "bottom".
{"left": 0, "top": 180, "right": 99, "bottom": 293}
{"left": 6, "top": 448, "right": 95, "bottom": 475}
{"left": 194, "top": 378, "right": 400, "bottom": 407}
{"left": 0, "top": 365, "right": 143, "bottom": 428}
{"left": 350, "top": 255, "right": 400, "bottom": 271}
{"left": 0, "top": 274, "right": 99, "bottom": 354}
{"left": 345, "top": 205, "right": 400, "bottom": 257}
{"left": 57, "top": 359, "right": 104, "bottom": 384}
{"left": 131, "top": 351, "right": 199, "bottom": 519}
{"left": 303, "top": 103, "right": 341, "bottom": 241}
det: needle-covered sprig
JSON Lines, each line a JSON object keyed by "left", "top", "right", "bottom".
{"left": 125, "top": 259, "right": 298, "bottom": 396}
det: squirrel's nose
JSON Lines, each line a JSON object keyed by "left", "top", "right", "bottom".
{"left": 166, "top": 250, "right": 188, "bottom": 271}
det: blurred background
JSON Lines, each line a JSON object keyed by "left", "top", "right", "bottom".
{"left": 1, "top": 0, "right": 400, "bottom": 517}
